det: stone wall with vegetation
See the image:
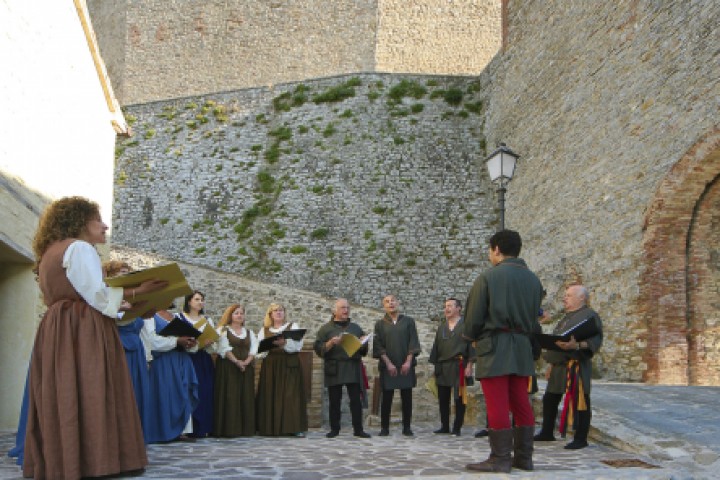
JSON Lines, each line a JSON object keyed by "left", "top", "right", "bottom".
{"left": 484, "top": 1, "right": 720, "bottom": 382}
{"left": 113, "top": 73, "right": 496, "bottom": 321}
{"left": 87, "top": 0, "right": 500, "bottom": 105}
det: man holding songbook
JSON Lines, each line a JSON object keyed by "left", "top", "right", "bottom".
{"left": 313, "top": 298, "right": 372, "bottom": 438}
{"left": 534, "top": 284, "right": 603, "bottom": 450}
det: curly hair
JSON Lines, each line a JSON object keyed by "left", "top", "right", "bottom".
{"left": 217, "top": 303, "right": 244, "bottom": 330}
{"left": 102, "top": 260, "right": 131, "bottom": 278}
{"left": 32, "top": 196, "right": 100, "bottom": 273}
{"left": 262, "top": 302, "right": 287, "bottom": 328}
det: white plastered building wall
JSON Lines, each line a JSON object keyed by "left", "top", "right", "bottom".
{"left": 0, "top": 0, "right": 126, "bottom": 429}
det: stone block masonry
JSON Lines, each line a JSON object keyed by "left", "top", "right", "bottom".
{"left": 113, "top": 73, "right": 497, "bottom": 321}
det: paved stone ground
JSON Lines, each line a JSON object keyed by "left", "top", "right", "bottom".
{"left": 2, "top": 382, "right": 717, "bottom": 479}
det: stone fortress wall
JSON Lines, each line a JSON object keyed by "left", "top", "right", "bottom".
{"left": 113, "top": 73, "right": 497, "bottom": 322}
{"left": 94, "top": 0, "right": 720, "bottom": 385}
{"left": 87, "top": 0, "right": 502, "bottom": 105}
{"left": 482, "top": 1, "right": 720, "bottom": 383}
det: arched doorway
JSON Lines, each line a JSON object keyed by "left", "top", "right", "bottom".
{"left": 640, "top": 128, "right": 720, "bottom": 385}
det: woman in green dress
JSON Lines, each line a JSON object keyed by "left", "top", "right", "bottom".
{"left": 255, "top": 303, "right": 308, "bottom": 436}
{"left": 214, "top": 303, "right": 257, "bottom": 437}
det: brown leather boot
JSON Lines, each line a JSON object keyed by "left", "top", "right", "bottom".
{"left": 512, "top": 425, "right": 534, "bottom": 471}
{"left": 466, "top": 428, "right": 513, "bottom": 473}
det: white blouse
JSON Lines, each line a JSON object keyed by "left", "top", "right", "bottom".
{"left": 63, "top": 240, "right": 123, "bottom": 318}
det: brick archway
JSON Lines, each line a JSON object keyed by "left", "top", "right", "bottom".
{"left": 640, "top": 128, "right": 720, "bottom": 385}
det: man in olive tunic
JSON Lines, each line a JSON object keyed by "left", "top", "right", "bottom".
{"left": 463, "top": 230, "right": 544, "bottom": 473}
{"left": 429, "top": 297, "right": 474, "bottom": 436}
{"left": 534, "top": 284, "right": 603, "bottom": 450}
{"left": 373, "top": 295, "right": 421, "bottom": 437}
{"left": 314, "top": 298, "right": 372, "bottom": 438}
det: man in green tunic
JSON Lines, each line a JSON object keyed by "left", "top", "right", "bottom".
{"left": 534, "top": 284, "right": 603, "bottom": 450}
{"left": 373, "top": 295, "right": 421, "bottom": 437}
{"left": 463, "top": 230, "right": 544, "bottom": 473}
{"left": 429, "top": 297, "right": 475, "bottom": 436}
{"left": 313, "top": 298, "right": 372, "bottom": 439}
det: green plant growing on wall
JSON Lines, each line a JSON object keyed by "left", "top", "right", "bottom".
{"left": 411, "top": 103, "right": 424, "bottom": 113}
{"left": 298, "top": 125, "right": 309, "bottom": 134}
{"left": 372, "top": 206, "right": 388, "bottom": 215}
{"left": 251, "top": 144, "right": 263, "bottom": 152}
{"left": 310, "top": 227, "right": 329, "bottom": 240}
{"left": 257, "top": 171, "right": 275, "bottom": 193}
{"left": 367, "top": 239, "right": 377, "bottom": 252}
{"left": 313, "top": 77, "right": 361, "bottom": 104}
{"left": 194, "top": 246, "right": 206, "bottom": 254}
{"left": 256, "top": 113, "right": 268, "bottom": 124}
{"left": 185, "top": 102, "right": 197, "bottom": 110}
{"left": 213, "top": 105, "right": 228, "bottom": 123}
{"left": 322, "top": 123, "right": 337, "bottom": 137}
{"left": 464, "top": 100, "right": 483, "bottom": 114}
{"left": 339, "top": 109, "right": 353, "bottom": 118}
{"left": 443, "top": 88, "right": 464, "bottom": 106}
{"left": 388, "top": 79, "right": 427, "bottom": 105}
{"left": 269, "top": 126, "right": 292, "bottom": 141}
{"left": 125, "top": 114, "right": 137, "bottom": 125}
{"left": 159, "top": 218, "right": 169, "bottom": 225}
{"left": 290, "top": 245, "right": 308, "bottom": 254}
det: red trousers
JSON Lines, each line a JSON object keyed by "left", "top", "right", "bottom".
{"left": 480, "top": 375, "right": 534, "bottom": 429}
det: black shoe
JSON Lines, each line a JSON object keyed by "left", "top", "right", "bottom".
{"left": 474, "top": 429, "right": 488, "bottom": 438}
{"left": 433, "top": 427, "right": 450, "bottom": 434}
{"left": 451, "top": 429, "right": 461, "bottom": 437}
{"left": 378, "top": 429, "right": 389, "bottom": 436}
{"left": 534, "top": 432, "right": 557, "bottom": 441}
{"left": 564, "top": 439, "right": 588, "bottom": 450}
{"left": 402, "top": 429, "right": 414, "bottom": 437}
{"left": 326, "top": 430, "right": 339, "bottom": 438}
{"left": 353, "top": 431, "right": 371, "bottom": 438}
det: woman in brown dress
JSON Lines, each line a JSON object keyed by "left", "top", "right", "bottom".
{"left": 23, "top": 197, "right": 166, "bottom": 480}
{"left": 213, "top": 303, "right": 258, "bottom": 437}
{"left": 255, "top": 303, "right": 308, "bottom": 436}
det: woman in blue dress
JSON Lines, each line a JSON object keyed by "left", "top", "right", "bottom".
{"left": 176, "top": 290, "right": 218, "bottom": 437}
{"left": 144, "top": 309, "right": 199, "bottom": 443}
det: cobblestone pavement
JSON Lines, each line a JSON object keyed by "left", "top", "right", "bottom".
{"left": 2, "top": 382, "right": 717, "bottom": 479}
{"left": 0, "top": 424, "right": 681, "bottom": 480}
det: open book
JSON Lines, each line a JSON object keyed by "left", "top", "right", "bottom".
{"left": 339, "top": 332, "right": 372, "bottom": 357}
{"left": 193, "top": 318, "right": 220, "bottom": 346}
{"left": 105, "top": 262, "right": 192, "bottom": 318}
{"left": 257, "top": 329, "right": 307, "bottom": 354}
{"left": 158, "top": 317, "right": 202, "bottom": 338}
{"left": 535, "top": 317, "right": 599, "bottom": 351}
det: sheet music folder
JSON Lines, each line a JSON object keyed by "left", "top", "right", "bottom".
{"left": 105, "top": 263, "right": 192, "bottom": 318}
{"left": 535, "top": 317, "right": 599, "bottom": 351}
{"left": 158, "top": 317, "right": 202, "bottom": 338}
{"left": 257, "top": 329, "right": 307, "bottom": 353}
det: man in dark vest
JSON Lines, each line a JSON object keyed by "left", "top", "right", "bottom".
{"left": 373, "top": 294, "right": 421, "bottom": 437}
{"left": 463, "top": 230, "right": 544, "bottom": 473}
{"left": 314, "top": 298, "right": 372, "bottom": 438}
{"left": 534, "top": 284, "right": 603, "bottom": 449}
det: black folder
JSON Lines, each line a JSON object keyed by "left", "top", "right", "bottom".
{"left": 158, "top": 317, "right": 202, "bottom": 338}
{"left": 257, "top": 329, "right": 307, "bottom": 353}
{"left": 535, "top": 317, "right": 599, "bottom": 351}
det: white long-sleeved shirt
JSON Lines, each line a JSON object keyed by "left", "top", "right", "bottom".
{"left": 63, "top": 240, "right": 123, "bottom": 318}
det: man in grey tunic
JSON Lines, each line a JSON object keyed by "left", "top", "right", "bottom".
{"left": 463, "top": 230, "right": 544, "bottom": 473}
{"left": 314, "top": 298, "right": 372, "bottom": 438}
{"left": 429, "top": 297, "right": 474, "bottom": 436}
{"left": 373, "top": 295, "right": 421, "bottom": 437}
{"left": 534, "top": 284, "right": 603, "bottom": 449}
